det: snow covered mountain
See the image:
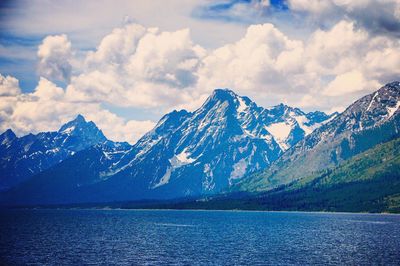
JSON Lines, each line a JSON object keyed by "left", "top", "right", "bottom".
{"left": 0, "top": 89, "right": 334, "bottom": 204}
{"left": 238, "top": 81, "right": 400, "bottom": 192}
{"left": 0, "top": 115, "right": 130, "bottom": 190}
{"left": 91, "top": 89, "right": 336, "bottom": 200}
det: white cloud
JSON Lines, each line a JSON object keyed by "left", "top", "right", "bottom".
{"left": 34, "top": 77, "right": 65, "bottom": 100}
{"left": 89, "top": 115, "right": 155, "bottom": 144}
{"left": 0, "top": 74, "right": 21, "bottom": 96}
{"left": 37, "top": 34, "right": 73, "bottom": 82}
{"left": 66, "top": 24, "right": 205, "bottom": 110}
{"left": 197, "top": 23, "right": 306, "bottom": 98}
{"left": 125, "top": 28, "right": 204, "bottom": 88}
{"left": 305, "top": 20, "right": 368, "bottom": 75}
{"left": 305, "top": 20, "right": 400, "bottom": 101}
{"left": 85, "top": 23, "right": 147, "bottom": 67}
{"left": 323, "top": 70, "right": 377, "bottom": 96}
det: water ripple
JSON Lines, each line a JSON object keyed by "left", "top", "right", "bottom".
{"left": 0, "top": 209, "right": 399, "bottom": 265}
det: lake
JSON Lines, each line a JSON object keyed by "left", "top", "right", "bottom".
{"left": 0, "top": 209, "right": 399, "bottom": 265}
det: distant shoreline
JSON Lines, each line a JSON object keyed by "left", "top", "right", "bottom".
{"left": 2, "top": 205, "right": 400, "bottom": 215}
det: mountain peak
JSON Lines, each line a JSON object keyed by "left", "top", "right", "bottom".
{"left": 57, "top": 115, "right": 106, "bottom": 142}
{"left": 74, "top": 114, "right": 86, "bottom": 123}
{"left": 212, "top": 88, "right": 237, "bottom": 95}
{"left": 197, "top": 88, "right": 252, "bottom": 116}
{"left": 58, "top": 115, "right": 88, "bottom": 133}
{"left": 0, "top": 129, "right": 17, "bottom": 144}
{"left": 209, "top": 88, "right": 239, "bottom": 102}
{"left": 58, "top": 115, "right": 87, "bottom": 133}
{"left": 1, "top": 129, "right": 16, "bottom": 137}
{"left": 384, "top": 81, "right": 400, "bottom": 88}
{"left": 206, "top": 88, "right": 255, "bottom": 111}
{"left": 342, "top": 80, "right": 400, "bottom": 127}
{"left": 267, "top": 103, "right": 303, "bottom": 117}
{"left": 269, "top": 103, "right": 298, "bottom": 111}
{"left": 375, "top": 81, "right": 400, "bottom": 97}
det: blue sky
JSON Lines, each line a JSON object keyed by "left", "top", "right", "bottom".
{"left": 0, "top": 0, "right": 399, "bottom": 143}
{"left": 193, "top": 0, "right": 289, "bottom": 22}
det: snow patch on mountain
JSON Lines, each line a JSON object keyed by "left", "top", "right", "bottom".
{"left": 230, "top": 158, "right": 247, "bottom": 184}
{"left": 170, "top": 149, "right": 196, "bottom": 169}
{"left": 61, "top": 126, "right": 75, "bottom": 135}
{"left": 265, "top": 122, "right": 292, "bottom": 150}
{"left": 45, "top": 148, "right": 60, "bottom": 154}
{"left": 152, "top": 149, "right": 197, "bottom": 189}
{"left": 153, "top": 167, "right": 172, "bottom": 188}
{"left": 203, "top": 163, "right": 215, "bottom": 191}
{"left": 102, "top": 151, "right": 112, "bottom": 160}
{"left": 176, "top": 148, "right": 195, "bottom": 163}
{"left": 292, "top": 114, "right": 318, "bottom": 136}
{"left": 387, "top": 100, "right": 400, "bottom": 119}
{"left": 237, "top": 96, "right": 248, "bottom": 113}
{"left": 366, "top": 92, "right": 378, "bottom": 112}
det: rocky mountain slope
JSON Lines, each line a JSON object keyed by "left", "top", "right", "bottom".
{"left": 163, "top": 137, "right": 400, "bottom": 213}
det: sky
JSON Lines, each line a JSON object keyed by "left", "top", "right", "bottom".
{"left": 0, "top": 0, "right": 399, "bottom": 144}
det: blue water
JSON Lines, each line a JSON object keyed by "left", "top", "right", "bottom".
{"left": 0, "top": 209, "right": 399, "bottom": 265}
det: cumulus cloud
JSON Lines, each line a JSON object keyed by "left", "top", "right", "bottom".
{"left": 65, "top": 24, "right": 205, "bottom": 110}
{"left": 37, "top": 34, "right": 73, "bottom": 82}
{"left": 125, "top": 28, "right": 204, "bottom": 88}
{"left": 85, "top": 23, "right": 147, "bottom": 67}
{"left": 323, "top": 70, "right": 377, "bottom": 97}
{"left": 0, "top": 74, "right": 21, "bottom": 96}
{"left": 308, "top": 20, "right": 400, "bottom": 99}
{"left": 197, "top": 23, "right": 305, "bottom": 97}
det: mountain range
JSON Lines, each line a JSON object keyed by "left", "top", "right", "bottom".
{"left": 0, "top": 81, "right": 399, "bottom": 212}
{"left": 0, "top": 115, "right": 130, "bottom": 191}
{"left": 237, "top": 81, "right": 400, "bottom": 191}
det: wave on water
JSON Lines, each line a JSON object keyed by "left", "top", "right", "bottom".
{"left": 344, "top": 220, "right": 391, "bottom": 224}
{"left": 154, "top": 223, "right": 196, "bottom": 227}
